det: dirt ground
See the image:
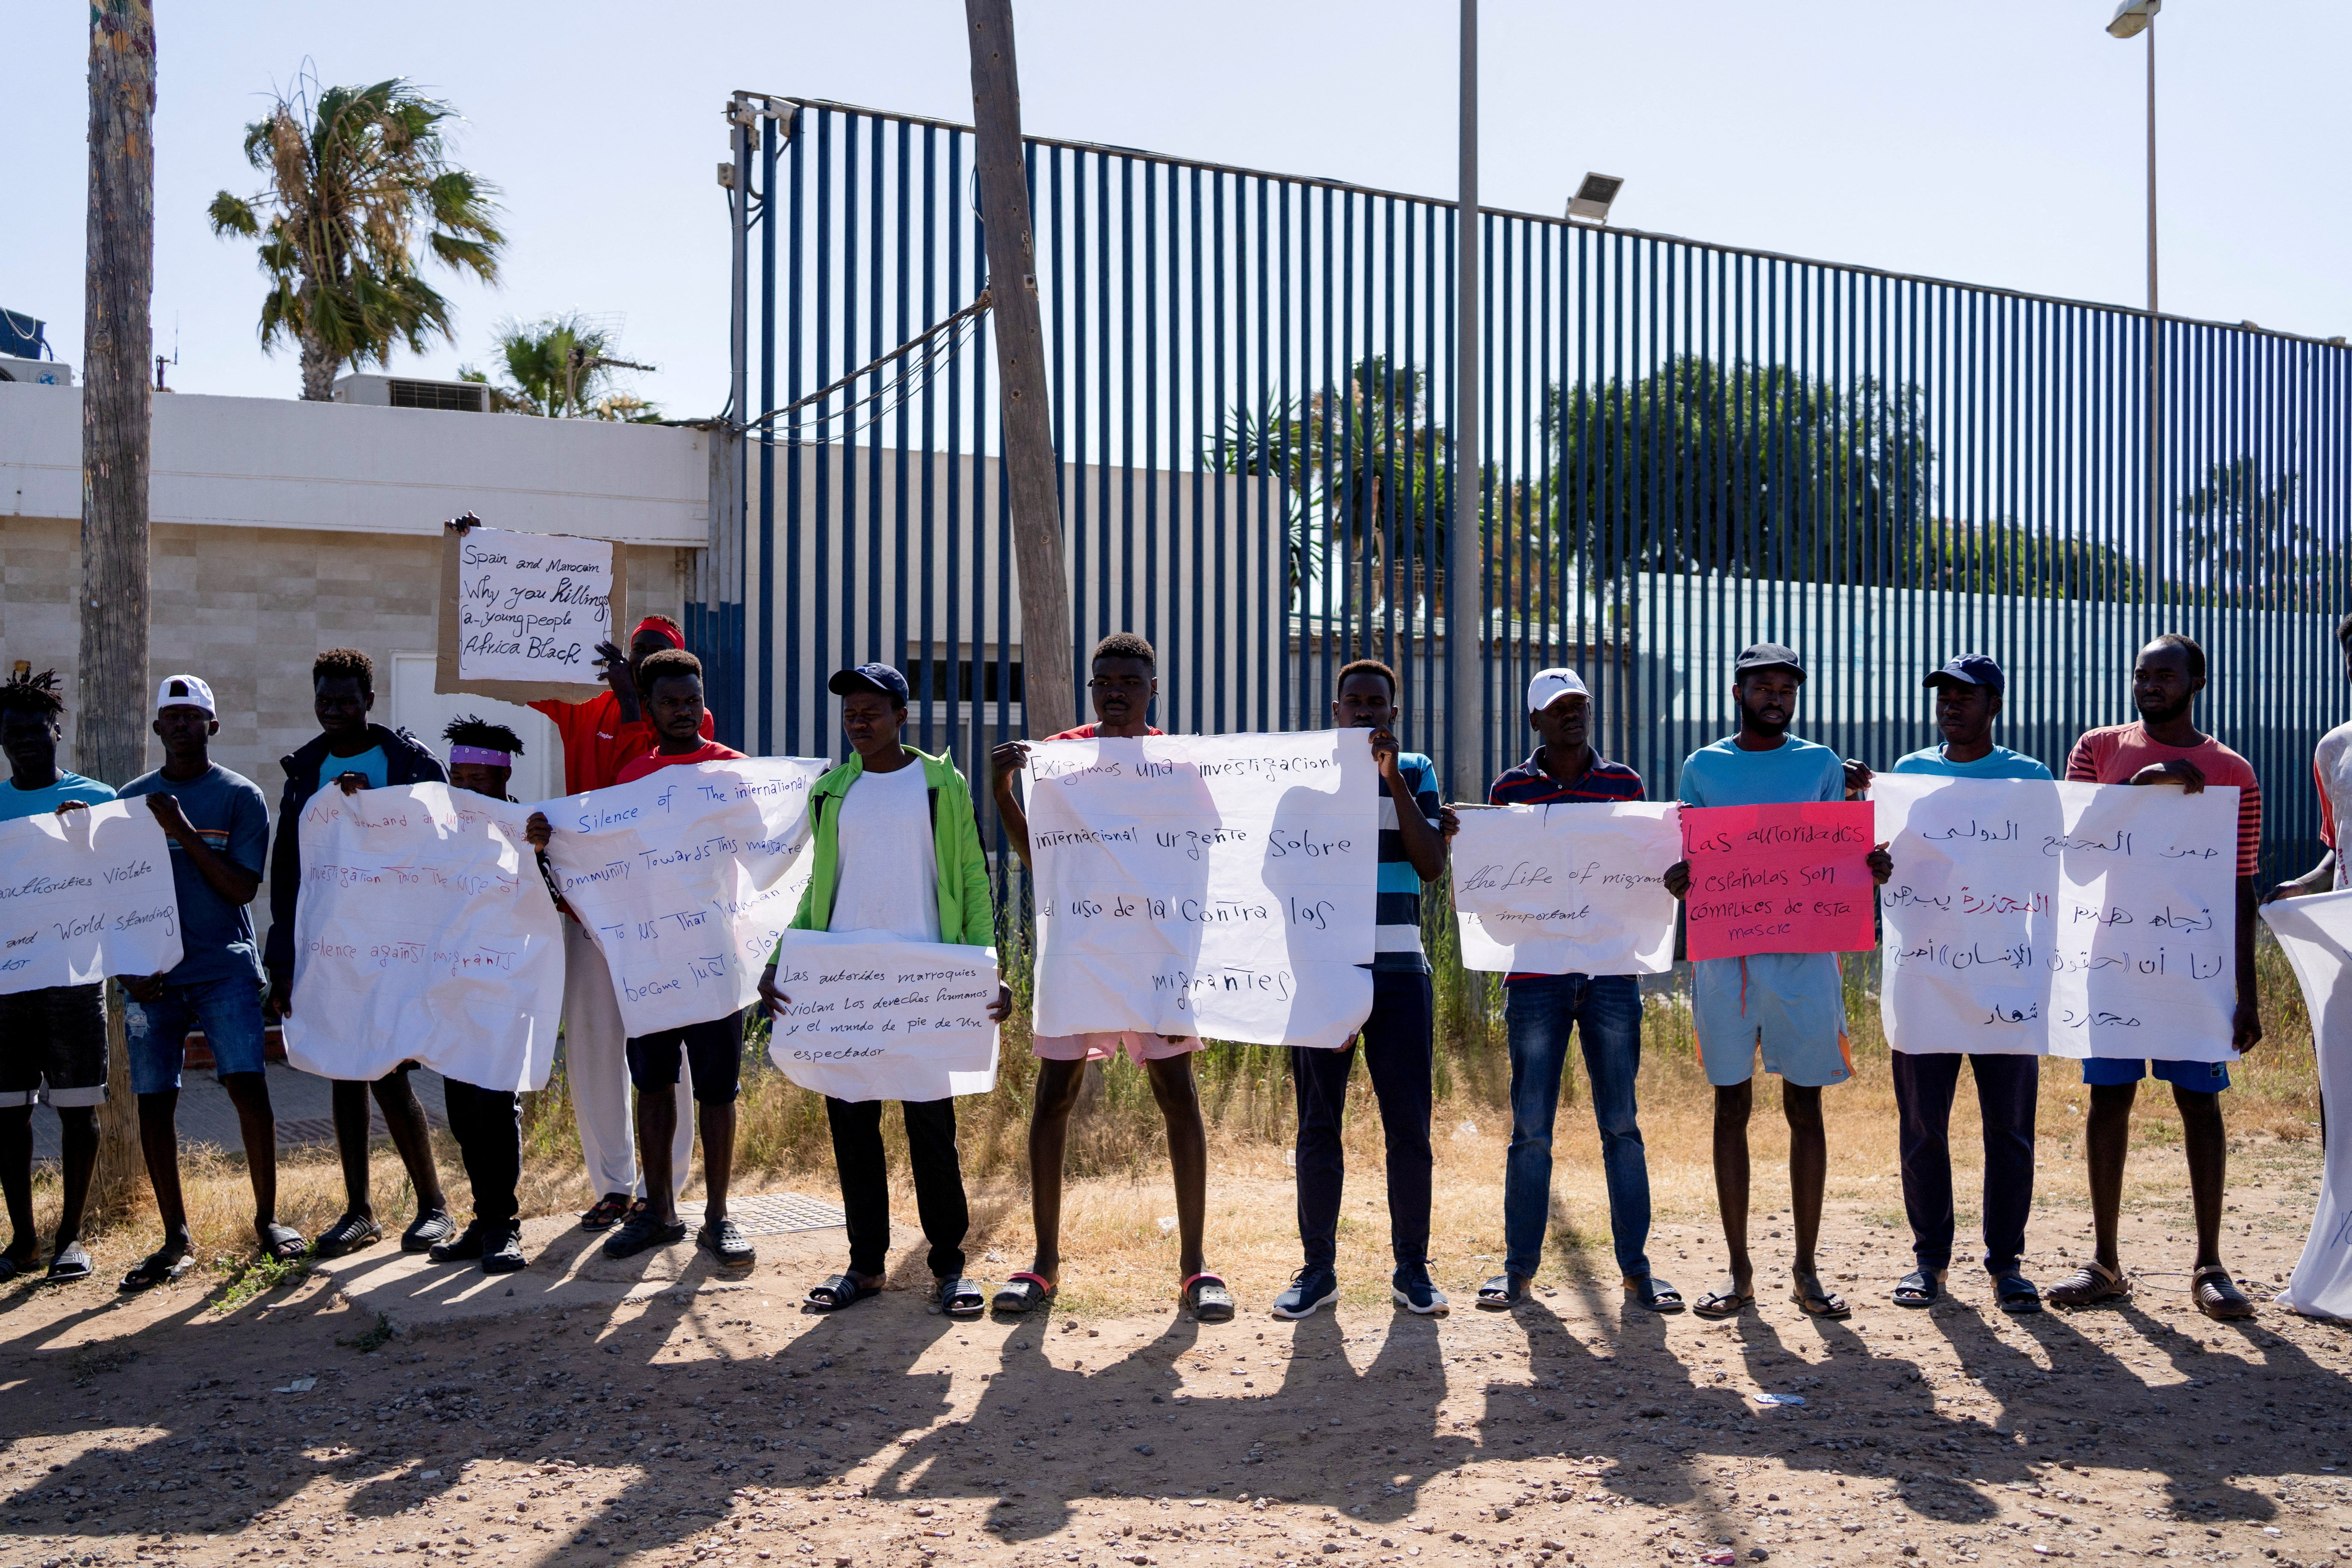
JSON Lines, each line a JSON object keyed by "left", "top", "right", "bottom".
{"left": 5, "top": 1132, "right": 2350, "bottom": 1568}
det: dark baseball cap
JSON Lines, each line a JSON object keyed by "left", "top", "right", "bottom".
{"left": 827, "top": 662, "right": 911, "bottom": 705}
{"left": 1924, "top": 654, "right": 2005, "bottom": 693}
{"left": 1732, "top": 642, "right": 1805, "bottom": 679}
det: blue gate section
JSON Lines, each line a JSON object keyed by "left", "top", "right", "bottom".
{"left": 706, "top": 94, "right": 2351, "bottom": 878}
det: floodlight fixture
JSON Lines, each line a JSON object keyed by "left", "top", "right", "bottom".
{"left": 1567, "top": 173, "right": 1624, "bottom": 225}
{"left": 2107, "top": 0, "right": 2159, "bottom": 41}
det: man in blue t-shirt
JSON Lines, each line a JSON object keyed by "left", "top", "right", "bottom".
{"left": 1664, "top": 643, "right": 1891, "bottom": 1323}
{"left": 1853, "top": 654, "right": 2053, "bottom": 1315}
{"left": 118, "top": 673, "right": 302, "bottom": 1287}
{"left": 0, "top": 668, "right": 118, "bottom": 1283}
{"left": 1277, "top": 659, "right": 1457, "bottom": 1319}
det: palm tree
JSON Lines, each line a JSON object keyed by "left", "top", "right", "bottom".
{"left": 465, "top": 313, "right": 659, "bottom": 419}
{"left": 207, "top": 73, "right": 504, "bottom": 400}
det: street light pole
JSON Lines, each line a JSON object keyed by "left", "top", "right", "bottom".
{"left": 2107, "top": 0, "right": 2162, "bottom": 599}
{"left": 1449, "top": 0, "right": 1481, "bottom": 803}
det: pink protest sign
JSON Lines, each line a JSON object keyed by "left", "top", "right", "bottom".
{"left": 1680, "top": 801, "right": 1877, "bottom": 960}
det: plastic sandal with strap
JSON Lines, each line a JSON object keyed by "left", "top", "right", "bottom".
{"left": 2047, "top": 1258, "right": 2131, "bottom": 1310}
{"left": 992, "top": 1271, "right": 1057, "bottom": 1314}
{"left": 806, "top": 1273, "right": 880, "bottom": 1312}
{"left": 2192, "top": 1264, "right": 2256, "bottom": 1320}
{"left": 1183, "top": 1272, "right": 1236, "bottom": 1323}
{"left": 934, "top": 1276, "right": 985, "bottom": 1319}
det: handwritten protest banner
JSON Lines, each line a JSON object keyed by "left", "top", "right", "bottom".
{"left": 1680, "top": 801, "right": 1878, "bottom": 961}
{"left": 1451, "top": 802, "right": 1680, "bottom": 975}
{"left": 540, "top": 756, "right": 832, "bottom": 1036}
{"left": 436, "top": 524, "right": 627, "bottom": 703}
{"left": 0, "top": 802, "right": 181, "bottom": 995}
{"left": 1873, "top": 775, "right": 2239, "bottom": 1058}
{"left": 283, "top": 785, "right": 564, "bottom": 1089}
{"left": 765, "top": 930, "right": 999, "bottom": 1102}
{"left": 2258, "top": 889, "right": 2352, "bottom": 1317}
{"left": 1022, "top": 730, "right": 1378, "bottom": 1048}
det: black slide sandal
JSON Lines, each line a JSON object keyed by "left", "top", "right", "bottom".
{"left": 1626, "top": 1275, "right": 1684, "bottom": 1314}
{"left": 1892, "top": 1269, "right": 1943, "bottom": 1308}
{"left": 259, "top": 1222, "right": 310, "bottom": 1263}
{"left": 120, "top": 1249, "right": 194, "bottom": 1293}
{"left": 1994, "top": 1270, "right": 2042, "bottom": 1314}
{"left": 992, "top": 1271, "right": 1057, "bottom": 1314}
{"left": 806, "top": 1273, "right": 879, "bottom": 1312}
{"left": 1477, "top": 1274, "right": 1527, "bottom": 1310}
{"left": 934, "top": 1276, "right": 984, "bottom": 1319}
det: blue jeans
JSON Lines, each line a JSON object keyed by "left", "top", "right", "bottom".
{"left": 1503, "top": 974, "right": 1650, "bottom": 1282}
{"left": 1292, "top": 969, "right": 1433, "bottom": 1274}
{"left": 125, "top": 975, "right": 269, "bottom": 1094}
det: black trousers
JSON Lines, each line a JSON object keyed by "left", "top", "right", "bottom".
{"left": 441, "top": 1077, "right": 521, "bottom": 1227}
{"left": 1891, "top": 1051, "right": 2038, "bottom": 1276}
{"left": 824, "top": 1096, "right": 968, "bottom": 1280}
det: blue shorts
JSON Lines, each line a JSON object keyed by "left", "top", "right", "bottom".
{"left": 1690, "top": 952, "right": 1853, "bottom": 1089}
{"left": 125, "top": 976, "right": 269, "bottom": 1093}
{"left": 2080, "top": 1057, "right": 2231, "bottom": 1093}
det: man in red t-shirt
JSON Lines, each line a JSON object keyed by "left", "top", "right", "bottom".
{"left": 985, "top": 632, "right": 1233, "bottom": 1323}
{"left": 529, "top": 616, "right": 716, "bottom": 796}
{"left": 2047, "top": 633, "right": 2262, "bottom": 1320}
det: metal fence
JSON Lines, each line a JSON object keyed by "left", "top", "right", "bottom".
{"left": 700, "top": 93, "right": 2352, "bottom": 880}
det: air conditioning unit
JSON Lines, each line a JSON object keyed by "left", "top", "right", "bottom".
{"left": 0, "top": 355, "right": 73, "bottom": 387}
{"left": 331, "top": 373, "right": 489, "bottom": 413}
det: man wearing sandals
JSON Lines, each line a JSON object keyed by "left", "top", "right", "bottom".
{"left": 757, "top": 662, "right": 1012, "bottom": 1317}
{"left": 1854, "top": 655, "right": 2052, "bottom": 1315}
{"left": 118, "top": 675, "right": 301, "bottom": 1286}
{"left": 1663, "top": 644, "right": 1892, "bottom": 1322}
{"left": 2048, "top": 634, "right": 2263, "bottom": 1320}
{"left": 1276, "top": 659, "right": 1456, "bottom": 1320}
{"left": 0, "top": 670, "right": 120, "bottom": 1284}
{"left": 987, "top": 633, "right": 1234, "bottom": 1324}
{"left": 1472, "top": 667, "right": 1680, "bottom": 1316}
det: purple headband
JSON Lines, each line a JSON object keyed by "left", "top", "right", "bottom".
{"left": 449, "top": 745, "right": 512, "bottom": 768}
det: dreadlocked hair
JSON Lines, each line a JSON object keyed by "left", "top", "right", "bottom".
{"left": 0, "top": 668, "right": 65, "bottom": 721}
{"left": 443, "top": 715, "right": 525, "bottom": 756}
{"left": 312, "top": 647, "right": 375, "bottom": 695}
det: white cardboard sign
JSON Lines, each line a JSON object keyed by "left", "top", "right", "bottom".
{"left": 453, "top": 525, "right": 617, "bottom": 686}
{"left": 2257, "top": 889, "right": 2352, "bottom": 1318}
{"left": 1450, "top": 801, "right": 1681, "bottom": 976}
{"left": 1022, "top": 730, "right": 1379, "bottom": 1049}
{"left": 282, "top": 785, "right": 565, "bottom": 1090}
{"left": 0, "top": 802, "right": 183, "bottom": 994}
{"left": 765, "top": 929, "right": 1000, "bottom": 1102}
{"left": 1872, "top": 775, "right": 2240, "bottom": 1058}
{"left": 540, "top": 757, "right": 832, "bottom": 1036}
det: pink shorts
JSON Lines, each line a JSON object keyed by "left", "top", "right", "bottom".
{"left": 1031, "top": 1030, "right": 1201, "bottom": 1066}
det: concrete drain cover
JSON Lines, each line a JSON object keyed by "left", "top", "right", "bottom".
{"left": 678, "top": 1191, "right": 845, "bottom": 1236}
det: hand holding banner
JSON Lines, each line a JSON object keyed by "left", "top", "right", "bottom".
{"left": 765, "top": 929, "right": 1000, "bottom": 1102}
{"left": 1451, "top": 802, "right": 1680, "bottom": 975}
{"left": 0, "top": 802, "right": 182, "bottom": 995}
{"left": 1679, "top": 801, "right": 1877, "bottom": 960}
{"left": 541, "top": 757, "right": 832, "bottom": 1036}
{"left": 283, "top": 784, "right": 564, "bottom": 1089}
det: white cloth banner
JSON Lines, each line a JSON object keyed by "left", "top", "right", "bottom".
{"left": 765, "top": 929, "right": 1000, "bottom": 1102}
{"left": 282, "top": 785, "right": 564, "bottom": 1090}
{"left": 1873, "top": 775, "right": 2240, "bottom": 1058}
{"left": 0, "top": 802, "right": 182, "bottom": 995}
{"left": 1450, "top": 802, "right": 1680, "bottom": 976}
{"left": 1023, "top": 730, "right": 1378, "bottom": 1048}
{"left": 2256, "top": 889, "right": 2352, "bottom": 1318}
{"left": 455, "top": 526, "right": 616, "bottom": 684}
{"left": 540, "top": 757, "right": 831, "bottom": 1036}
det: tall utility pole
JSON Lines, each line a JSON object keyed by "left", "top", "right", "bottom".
{"left": 81, "top": 0, "right": 157, "bottom": 1208}
{"left": 2107, "top": 0, "right": 2161, "bottom": 592}
{"left": 965, "top": 0, "right": 1076, "bottom": 739}
{"left": 1448, "top": 0, "right": 1482, "bottom": 800}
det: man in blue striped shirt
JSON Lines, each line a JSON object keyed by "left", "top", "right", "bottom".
{"left": 1277, "top": 659, "right": 1456, "bottom": 1318}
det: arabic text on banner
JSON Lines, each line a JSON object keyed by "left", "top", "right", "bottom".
{"left": 2257, "top": 889, "right": 2352, "bottom": 1318}
{"left": 540, "top": 757, "right": 832, "bottom": 1036}
{"left": 0, "top": 802, "right": 182, "bottom": 995}
{"left": 1873, "top": 776, "right": 2239, "bottom": 1058}
{"left": 282, "top": 785, "right": 564, "bottom": 1090}
{"left": 1679, "top": 800, "right": 1878, "bottom": 960}
{"left": 1022, "top": 730, "right": 1378, "bottom": 1048}
{"left": 1450, "top": 802, "right": 1680, "bottom": 976}
{"left": 766, "top": 929, "right": 1000, "bottom": 1102}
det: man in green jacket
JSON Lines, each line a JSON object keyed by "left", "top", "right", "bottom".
{"left": 757, "top": 663, "right": 1009, "bottom": 1318}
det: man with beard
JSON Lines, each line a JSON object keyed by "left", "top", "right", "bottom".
{"left": 1664, "top": 644, "right": 1891, "bottom": 1322}
{"left": 2048, "top": 634, "right": 2263, "bottom": 1318}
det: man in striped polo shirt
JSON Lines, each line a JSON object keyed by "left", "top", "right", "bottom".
{"left": 1276, "top": 659, "right": 1456, "bottom": 1318}
{"left": 1473, "top": 668, "right": 1679, "bottom": 1313}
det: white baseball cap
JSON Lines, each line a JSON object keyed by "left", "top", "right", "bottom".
{"left": 1526, "top": 667, "right": 1590, "bottom": 715}
{"left": 154, "top": 673, "right": 217, "bottom": 717}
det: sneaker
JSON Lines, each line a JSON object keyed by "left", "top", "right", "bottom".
{"left": 1272, "top": 1265, "right": 1339, "bottom": 1320}
{"left": 1392, "top": 1268, "right": 1449, "bottom": 1316}
{"left": 429, "top": 1220, "right": 488, "bottom": 1264}
{"left": 603, "top": 1208, "right": 689, "bottom": 1260}
{"left": 402, "top": 1209, "right": 458, "bottom": 1254}
{"left": 481, "top": 1224, "right": 528, "bottom": 1275}
{"left": 699, "top": 1218, "right": 756, "bottom": 1271}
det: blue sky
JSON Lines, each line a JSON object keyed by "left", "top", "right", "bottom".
{"left": 10, "top": 1, "right": 2346, "bottom": 418}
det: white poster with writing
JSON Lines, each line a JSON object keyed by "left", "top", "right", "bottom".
{"left": 1873, "top": 775, "right": 2240, "bottom": 1058}
{"left": 0, "top": 802, "right": 182, "bottom": 995}
{"left": 541, "top": 757, "right": 833, "bottom": 1036}
{"left": 1022, "top": 730, "right": 1379, "bottom": 1049}
{"left": 454, "top": 526, "right": 616, "bottom": 686}
{"left": 765, "top": 929, "right": 1000, "bottom": 1102}
{"left": 2257, "top": 889, "right": 2352, "bottom": 1318}
{"left": 282, "top": 785, "right": 564, "bottom": 1090}
{"left": 1451, "top": 802, "right": 1681, "bottom": 976}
